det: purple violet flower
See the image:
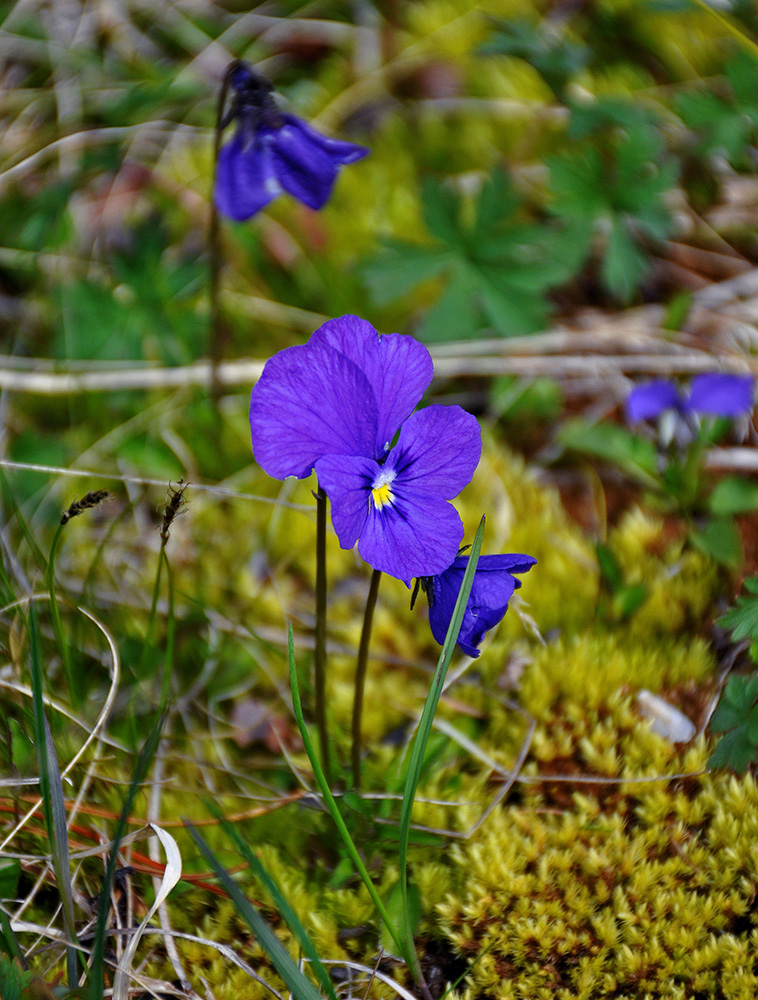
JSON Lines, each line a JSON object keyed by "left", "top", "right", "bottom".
{"left": 250, "top": 315, "right": 482, "bottom": 584}
{"left": 626, "top": 374, "right": 755, "bottom": 423}
{"left": 214, "top": 62, "right": 369, "bottom": 221}
{"left": 422, "top": 554, "right": 536, "bottom": 658}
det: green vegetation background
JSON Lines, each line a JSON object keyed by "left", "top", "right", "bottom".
{"left": 2, "top": 0, "right": 758, "bottom": 997}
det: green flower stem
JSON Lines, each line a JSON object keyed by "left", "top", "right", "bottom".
{"left": 352, "top": 568, "right": 382, "bottom": 791}
{"left": 314, "top": 486, "right": 331, "bottom": 784}
{"left": 208, "top": 66, "right": 232, "bottom": 401}
{"left": 288, "top": 627, "right": 409, "bottom": 965}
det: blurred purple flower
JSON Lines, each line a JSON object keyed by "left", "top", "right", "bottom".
{"left": 250, "top": 315, "right": 481, "bottom": 583}
{"left": 214, "top": 62, "right": 368, "bottom": 221}
{"left": 423, "top": 553, "right": 536, "bottom": 658}
{"left": 626, "top": 374, "right": 754, "bottom": 423}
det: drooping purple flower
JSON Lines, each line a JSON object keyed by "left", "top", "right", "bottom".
{"left": 626, "top": 374, "right": 754, "bottom": 423}
{"left": 250, "top": 315, "right": 481, "bottom": 583}
{"left": 214, "top": 62, "right": 369, "bottom": 221}
{"left": 422, "top": 553, "right": 536, "bottom": 658}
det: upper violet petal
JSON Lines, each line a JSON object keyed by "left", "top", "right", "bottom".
{"left": 358, "top": 491, "right": 464, "bottom": 585}
{"left": 626, "top": 380, "right": 682, "bottom": 422}
{"left": 310, "top": 316, "right": 434, "bottom": 456}
{"left": 314, "top": 454, "right": 376, "bottom": 549}
{"left": 250, "top": 343, "right": 378, "bottom": 480}
{"left": 687, "top": 373, "right": 755, "bottom": 418}
{"left": 214, "top": 132, "right": 281, "bottom": 221}
{"left": 388, "top": 406, "right": 482, "bottom": 499}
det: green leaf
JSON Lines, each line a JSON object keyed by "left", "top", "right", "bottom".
{"left": 689, "top": 517, "right": 742, "bottom": 568}
{"left": 708, "top": 477, "right": 758, "bottom": 516}
{"left": 709, "top": 675, "right": 758, "bottom": 772}
{"left": 417, "top": 263, "right": 481, "bottom": 341}
{"left": 420, "top": 177, "right": 462, "bottom": 244}
{"left": 361, "top": 242, "right": 452, "bottom": 305}
{"left": 602, "top": 220, "right": 649, "bottom": 303}
{"left": 188, "top": 825, "right": 326, "bottom": 1000}
{"left": 558, "top": 419, "right": 659, "bottom": 484}
{"left": 718, "top": 576, "right": 758, "bottom": 642}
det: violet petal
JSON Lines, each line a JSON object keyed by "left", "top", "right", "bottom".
{"left": 387, "top": 405, "right": 482, "bottom": 498}
{"left": 250, "top": 343, "right": 378, "bottom": 480}
{"left": 214, "top": 132, "right": 281, "bottom": 221}
{"left": 310, "top": 316, "right": 434, "bottom": 456}
{"left": 687, "top": 373, "right": 755, "bottom": 417}
{"left": 626, "top": 380, "right": 682, "bottom": 422}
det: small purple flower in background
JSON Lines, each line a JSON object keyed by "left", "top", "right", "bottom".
{"left": 420, "top": 553, "right": 536, "bottom": 658}
{"left": 626, "top": 373, "right": 755, "bottom": 423}
{"left": 250, "top": 315, "right": 482, "bottom": 584}
{"left": 214, "top": 62, "right": 369, "bottom": 221}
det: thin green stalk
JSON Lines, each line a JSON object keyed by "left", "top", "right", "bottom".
{"left": 352, "top": 568, "right": 382, "bottom": 790}
{"left": 209, "top": 65, "right": 233, "bottom": 401}
{"left": 47, "top": 523, "right": 76, "bottom": 705}
{"left": 160, "top": 546, "right": 175, "bottom": 708}
{"left": 314, "top": 486, "right": 331, "bottom": 784}
{"left": 288, "top": 627, "right": 409, "bottom": 965}
{"left": 397, "top": 515, "right": 486, "bottom": 994}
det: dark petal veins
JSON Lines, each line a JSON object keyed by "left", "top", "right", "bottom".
{"left": 358, "top": 491, "right": 464, "bottom": 586}
{"left": 387, "top": 405, "right": 481, "bottom": 498}
{"left": 687, "top": 373, "right": 755, "bottom": 418}
{"left": 625, "top": 380, "right": 681, "bottom": 422}
{"left": 314, "top": 454, "right": 376, "bottom": 549}
{"left": 310, "top": 316, "right": 433, "bottom": 456}
{"left": 250, "top": 343, "right": 378, "bottom": 480}
{"left": 214, "top": 132, "right": 281, "bottom": 221}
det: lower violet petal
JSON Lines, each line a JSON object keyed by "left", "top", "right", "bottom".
{"left": 270, "top": 117, "right": 343, "bottom": 210}
{"left": 214, "top": 133, "right": 281, "bottom": 221}
{"left": 358, "top": 491, "right": 463, "bottom": 585}
{"left": 315, "top": 454, "right": 376, "bottom": 550}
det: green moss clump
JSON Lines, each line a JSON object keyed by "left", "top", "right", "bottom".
{"left": 439, "top": 752, "right": 758, "bottom": 999}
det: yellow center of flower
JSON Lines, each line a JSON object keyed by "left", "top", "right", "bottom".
{"left": 371, "top": 482, "right": 394, "bottom": 509}
{"left": 371, "top": 470, "right": 396, "bottom": 511}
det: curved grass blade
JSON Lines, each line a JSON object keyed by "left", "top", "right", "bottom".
{"left": 186, "top": 823, "right": 325, "bottom": 1000}
{"left": 287, "top": 632, "right": 410, "bottom": 965}
{"left": 206, "top": 805, "right": 338, "bottom": 1000}
{"left": 28, "top": 602, "right": 79, "bottom": 988}
{"left": 397, "top": 515, "right": 485, "bottom": 980}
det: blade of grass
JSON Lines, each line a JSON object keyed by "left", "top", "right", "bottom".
{"left": 47, "top": 523, "right": 77, "bottom": 705}
{"left": 87, "top": 710, "right": 166, "bottom": 1000}
{"left": 187, "top": 823, "right": 325, "bottom": 1000}
{"left": 287, "top": 630, "right": 410, "bottom": 965}
{"left": 397, "top": 515, "right": 485, "bottom": 980}
{"left": 0, "top": 468, "right": 47, "bottom": 572}
{"left": 207, "top": 803, "right": 338, "bottom": 1000}
{"left": 28, "top": 602, "right": 79, "bottom": 988}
